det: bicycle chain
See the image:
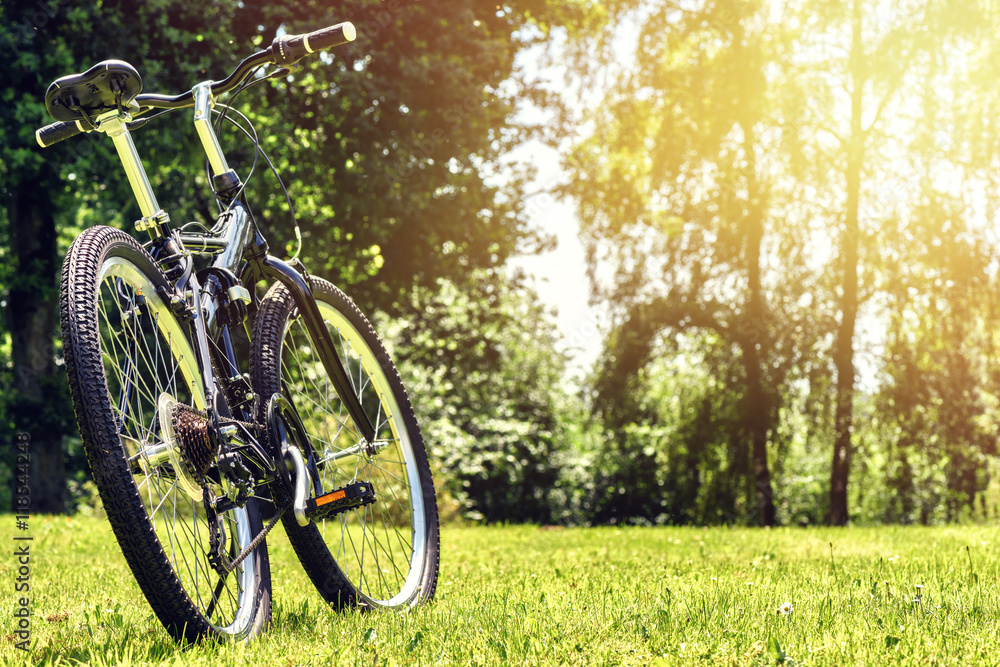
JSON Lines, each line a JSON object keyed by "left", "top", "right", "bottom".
{"left": 206, "top": 492, "right": 290, "bottom": 575}
{"left": 171, "top": 402, "right": 288, "bottom": 576}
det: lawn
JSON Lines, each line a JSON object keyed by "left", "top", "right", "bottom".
{"left": 3, "top": 516, "right": 1000, "bottom": 665}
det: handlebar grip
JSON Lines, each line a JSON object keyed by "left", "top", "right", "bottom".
{"left": 271, "top": 22, "right": 357, "bottom": 66}
{"left": 36, "top": 120, "right": 88, "bottom": 148}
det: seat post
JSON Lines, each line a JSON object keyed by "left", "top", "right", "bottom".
{"left": 95, "top": 110, "right": 170, "bottom": 239}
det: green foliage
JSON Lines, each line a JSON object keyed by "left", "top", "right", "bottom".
{"left": 555, "top": 0, "right": 833, "bottom": 525}
{"left": 383, "top": 270, "right": 581, "bottom": 524}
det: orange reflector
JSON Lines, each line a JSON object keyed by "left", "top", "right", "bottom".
{"left": 316, "top": 489, "right": 347, "bottom": 507}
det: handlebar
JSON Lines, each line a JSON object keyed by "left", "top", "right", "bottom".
{"left": 36, "top": 119, "right": 90, "bottom": 148}
{"left": 36, "top": 21, "right": 356, "bottom": 148}
{"left": 272, "top": 22, "right": 357, "bottom": 66}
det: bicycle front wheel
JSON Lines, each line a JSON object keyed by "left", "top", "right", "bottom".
{"left": 60, "top": 226, "right": 271, "bottom": 642}
{"left": 251, "top": 277, "right": 439, "bottom": 609}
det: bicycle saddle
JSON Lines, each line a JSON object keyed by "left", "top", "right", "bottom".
{"left": 44, "top": 60, "right": 142, "bottom": 124}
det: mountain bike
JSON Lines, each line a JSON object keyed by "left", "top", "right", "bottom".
{"left": 36, "top": 22, "right": 439, "bottom": 643}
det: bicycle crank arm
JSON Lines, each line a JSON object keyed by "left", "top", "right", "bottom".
{"left": 284, "top": 443, "right": 376, "bottom": 525}
{"left": 260, "top": 255, "right": 377, "bottom": 443}
{"left": 285, "top": 444, "right": 311, "bottom": 526}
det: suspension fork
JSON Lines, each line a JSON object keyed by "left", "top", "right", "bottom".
{"left": 186, "top": 271, "right": 229, "bottom": 420}
{"left": 258, "top": 255, "right": 378, "bottom": 444}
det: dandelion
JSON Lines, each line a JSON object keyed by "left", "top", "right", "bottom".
{"left": 778, "top": 601, "right": 794, "bottom": 616}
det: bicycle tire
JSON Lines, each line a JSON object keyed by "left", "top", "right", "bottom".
{"left": 250, "top": 277, "right": 439, "bottom": 609}
{"left": 60, "top": 225, "right": 271, "bottom": 642}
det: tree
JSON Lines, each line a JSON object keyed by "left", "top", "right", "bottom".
{"left": 557, "top": 0, "right": 817, "bottom": 525}
{"left": 784, "top": 0, "right": 993, "bottom": 524}
{"left": 866, "top": 0, "right": 1000, "bottom": 522}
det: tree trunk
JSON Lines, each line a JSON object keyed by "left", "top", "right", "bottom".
{"left": 8, "top": 171, "right": 68, "bottom": 514}
{"left": 830, "top": 0, "right": 864, "bottom": 526}
{"left": 745, "top": 345, "right": 776, "bottom": 527}
{"left": 742, "top": 123, "right": 776, "bottom": 527}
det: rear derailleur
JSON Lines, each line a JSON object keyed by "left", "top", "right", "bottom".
{"left": 189, "top": 392, "right": 375, "bottom": 575}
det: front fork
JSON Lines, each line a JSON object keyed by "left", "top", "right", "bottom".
{"left": 258, "top": 254, "right": 377, "bottom": 443}
{"left": 255, "top": 255, "right": 378, "bottom": 526}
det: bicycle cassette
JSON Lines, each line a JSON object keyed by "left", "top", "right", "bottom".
{"left": 171, "top": 401, "right": 215, "bottom": 479}
{"left": 157, "top": 393, "right": 212, "bottom": 501}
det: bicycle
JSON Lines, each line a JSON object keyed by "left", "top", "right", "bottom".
{"left": 36, "top": 21, "right": 440, "bottom": 642}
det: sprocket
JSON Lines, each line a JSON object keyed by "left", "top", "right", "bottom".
{"left": 171, "top": 401, "right": 215, "bottom": 485}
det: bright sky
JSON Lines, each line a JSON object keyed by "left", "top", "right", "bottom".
{"left": 501, "top": 36, "right": 608, "bottom": 386}
{"left": 507, "top": 138, "right": 604, "bottom": 385}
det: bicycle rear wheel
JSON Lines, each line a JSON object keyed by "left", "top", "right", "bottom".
{"left": 251, "top": 277, "right": 439, "bottom": 609}
{"left": 60, "top": 226, "right": 271, "bottom": 642}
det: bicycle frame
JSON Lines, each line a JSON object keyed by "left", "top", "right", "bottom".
{"left": 95, "top": 77, "right": 377, "bottom": 461}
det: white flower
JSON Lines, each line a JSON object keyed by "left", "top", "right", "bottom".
{"left": 778, "top": 602, "right": 794, "bottom": 616}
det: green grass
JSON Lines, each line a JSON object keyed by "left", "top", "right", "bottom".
{"left": 4, "top": 517, "right": 1000, "bottom": 665}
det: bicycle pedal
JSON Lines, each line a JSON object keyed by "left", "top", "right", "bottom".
{"left": 306, "top": 482, "right": 376, "bottom": 521}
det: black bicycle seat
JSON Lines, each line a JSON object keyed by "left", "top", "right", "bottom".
{"left": 45, "top": 60, "right": 142, "bottom": 124}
